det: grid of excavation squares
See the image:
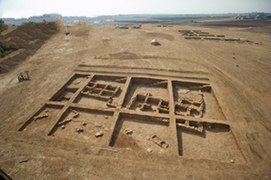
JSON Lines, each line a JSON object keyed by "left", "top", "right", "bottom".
{"left": 80, "top": 81, "right": 121, "bottom": 107}
{"left": 178, "top": 30, "right": 225, "bottom": 40}
{"left": 18, "top": 73, "right": 245, "bottom": 162}
{"left": 73, "top": 75, "right": 126, "bottom": 109}
{"left": 19, "top": 74, "right": 219, "bottom": 139}
{"left": 178, "top": 29, "right": 250, "bottom": 43}
{"left": 127, "top": 93, "right": 169, "bottom": 114}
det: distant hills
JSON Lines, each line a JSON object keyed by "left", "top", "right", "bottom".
{"left": 1, "top": 13, "right": 271, "bottom": 25}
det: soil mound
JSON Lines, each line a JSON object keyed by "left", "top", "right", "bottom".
{"left": 0, "top": 22, "right": 59, "bottom": 74}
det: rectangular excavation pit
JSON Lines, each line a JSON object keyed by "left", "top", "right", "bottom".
{"left": 51, "top": 88, "right": 78, "bottom": 102}
{"left": 50, "top": 107, "right": 114, "bottom": 146}
{"left": 91, "top": 75, "right": 127, "bottom": 85}
{"left": 18, "top": 104, "right": 63, "bottom": 134}
{"left": 50, "top": 73, "right": 90, "bottom": 102}
{"left": 123, "top": 78, "right": 169, "bottom": 114}
{"left": 176, "top": 119, "right": 245, "bottom": 163}
{"left": 65, "top": 73, "right": 90, "bottom": 89}
{"left": 173, "top": 81, "right": 225, "bottom": 120}
{"left": 73, "top": 75, "right": 126, "bottom": 109}
{"left": 109, "top": 113, "right": 171, "bottom": 156}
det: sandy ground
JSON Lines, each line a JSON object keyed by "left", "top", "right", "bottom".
{"left": 0, "top": 22, "right": 271, "bottom": 179}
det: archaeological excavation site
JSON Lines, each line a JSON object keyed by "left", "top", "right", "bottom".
{"left": 18, "top": 67, "right": 243, "bottom": 163}
{"left": 0, "top": 15, "right": 271, "bottom": 179}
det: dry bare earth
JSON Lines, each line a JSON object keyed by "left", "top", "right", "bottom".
{"left": 0, "top": 21, "right": 271, "bottom": 179}
{"left": 0, "top": 22, "right": 58, "bottom": 73}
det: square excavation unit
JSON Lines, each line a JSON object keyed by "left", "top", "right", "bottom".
{"left": 172, "top": 81, "right": 225, "bottom": 120}
{"left": 50, "top": 107, "right": 114, "bottom": 146}
{"left": 109, "top": 114, "right": 171, "bottom": 156}
{"left": 50, "top": 74, "right": 89, "bottom": 102}
{"left": 19, "top": 71, "right": 245, "bottom": 163}
{"left": 176, "top": 119, "right": 245, "bottom": 163}
{"left": 73, "top": 75, "right": 127, "bottom": 109}
{"left": 123, "top": 78, "right": 169, "bottom": 114}
{"left": 19, "top": 104, "right": 63, "bottom": 135}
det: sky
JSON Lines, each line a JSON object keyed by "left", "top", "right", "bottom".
{"left": 0, "top": 0, "right": 271, "bottom": 18}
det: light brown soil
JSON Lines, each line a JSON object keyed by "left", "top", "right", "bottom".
{"left": 0, "top": 22, "right": 58, "bottom": 73}
{"left": 0, "top": 22, "right": 271, "bottom": 179}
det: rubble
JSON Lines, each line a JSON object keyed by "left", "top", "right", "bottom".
{"left": 33, "top": 113, "right": 48, "bottom": 121}
{"left": 58, "top": 119, "right": 72, "bottom": 126}
{"left": 147, "top": 148, "right": 152, "bottom": 153}
{"left": 151, "top": 39, "right": 161, "bottom": 46}
{"left": 95, "top": 131, "right": 104, "bottom": 137}
{"left": 124, "top": 129, "right": 133, "bottom": 135}
{"left": 76, "top": 128, "right": 84, "bottom": 133}
{"left": 70, "top": 109, "right": 80, "bottom": 118}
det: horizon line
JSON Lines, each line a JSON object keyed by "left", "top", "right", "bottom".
{"left": 2, "top": 12, "right": 271, "bottom": 19}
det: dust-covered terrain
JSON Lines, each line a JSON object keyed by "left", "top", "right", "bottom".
{"left": 0, "top": 21, "right": 271, "bottom": 179}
